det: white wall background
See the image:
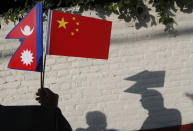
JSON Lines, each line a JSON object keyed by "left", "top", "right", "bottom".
{"left": 1, "top": 8, "right": 193, "bottom": 131}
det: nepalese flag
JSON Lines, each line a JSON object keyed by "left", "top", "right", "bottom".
{"left": 46, "top": 10, "right": 112, "bottom": 59}
{"left": 6, "top": 2, "right": 43, "bottom": 72}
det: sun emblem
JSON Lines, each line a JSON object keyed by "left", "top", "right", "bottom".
{"left": 21, "top": 49, "right": 34, "bottom": 66}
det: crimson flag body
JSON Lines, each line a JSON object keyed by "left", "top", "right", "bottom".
{"left": 6, "top": 3, "right": 43, "bottom": 72}
{"left": 46, "top": 10, "right": 112, "bottom": 59}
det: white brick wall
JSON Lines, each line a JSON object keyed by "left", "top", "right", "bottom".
{"left": 1, "top": 9, "right": 193, "bottom": 131}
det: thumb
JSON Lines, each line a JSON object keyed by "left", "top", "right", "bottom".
{"left": 43, "top": 88, "right": 55, "bottom": 95}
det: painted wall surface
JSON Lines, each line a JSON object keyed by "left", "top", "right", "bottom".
{"left": 1, "top": 8, "right": 193, "bottom": 131}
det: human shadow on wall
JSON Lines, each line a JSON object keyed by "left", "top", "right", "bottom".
{"left": 75, "top": 111, "right": 119, "bottom": 131}
{"left": 124, "top": 70, "right": 181, "bottom": 130}
{"left": 186, "top": 93, "right": 193, "bottom": 100}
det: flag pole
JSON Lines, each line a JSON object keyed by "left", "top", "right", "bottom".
{"left": 41, "top": 71, "right": 43, "bottom": 89}
{"left": 42, "top": 9, "right": 52, "bottom": 89}
{"left": 42, "top": 54, "right": 47, "bottom": 88}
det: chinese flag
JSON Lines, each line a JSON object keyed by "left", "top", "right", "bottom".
{"left": 46, "top": 10, "right": 112, "bottom": 59}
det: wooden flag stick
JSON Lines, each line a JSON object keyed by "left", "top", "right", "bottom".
{"left": 42, "top": 54, "right": 47, "bottom": 88}
{"left": 41, "top": 9, "right": 51, "bottom": 89}
{"left": 40, "top": 71, "right": 43, "bottom": 89}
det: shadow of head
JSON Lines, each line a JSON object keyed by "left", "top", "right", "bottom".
{"left": 140, "top": 90, "right": 164, "bottom": 110}
{"left": 86, "top": 111, "right": 107, "bottom": 129}
{"left": 185, "top": 93, "right": 193, "bottom": 101}
{"left": 124, "top": 70, "right": 165, "bottom": 94}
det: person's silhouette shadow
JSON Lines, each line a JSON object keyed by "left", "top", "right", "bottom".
{"left": 75, "top": 111, "right": 119, "bottom": 131}
{"left": 139, "top": 90, "right": 181, "bottom": 130}
{"left": 125, "top": 70, "right": 181, "bottom": 130}
{"left": 186, "top": 93, "right": 193, "bottom": 101}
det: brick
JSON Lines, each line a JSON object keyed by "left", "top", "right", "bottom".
{"left": 47, "top": 69, "right": 59, "bottom": 77}
{"left": 58, "top": 70, "right": 70, "bottom": 77}
{"left": 44, "top": 77, "right": 57, "bottom": 85}
{"left": 51, "top": 63, "right": 72, "bottom": 71}
{"left": 0, "top": 71, "right": 12, "bottom": 77}
{"left": 46, "top": 58, "right": 56, "bottom": 65}
{"left": 24, "top": 72, "right": 40, "bottom": 80}
{"left": 82, "top": 89, "right": 102, "bottom": 97}
{"left": 2, "top": 81, "right": 20, "bottom": 89}
{"left": 53, "top": 81, "right": 70, "bottom": 90}
{"left": 3, "top": 75, "right": 24, "bottom": 82}
{"left": 20, "top": 80, "right": 40, "bottom": 87}
{"left": 72, "top": 60, "right": 92, "bottom": 68}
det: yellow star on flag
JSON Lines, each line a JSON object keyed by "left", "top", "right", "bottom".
{"left": 57, "top": 18, "right": 69, "bottom": 29}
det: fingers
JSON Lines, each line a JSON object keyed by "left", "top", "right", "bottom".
{"left": 35, "top": 88, "right": 59, "bottom": 107}
{"left": 36, "top": 89, "right": 39, "bottom": 95}
{"left": 44, "top": 88, "right": 55, "bottom": 95}
{"left": 35, "top": 88, "right": 50, "bottom": 102}
{"left": 35, "top": 96, "right": 41, "bottom": 104}
{"left": 36, "top": 88, "right": 46, "bottom": 97}
{"left": 35, "top": 95, "right": 47, "bottom": 105}
{"left": 35, "top": 88, "right": 46, "bottom": 104}
{"left": 35, "top": 96, "right": 40, "bottom": 100}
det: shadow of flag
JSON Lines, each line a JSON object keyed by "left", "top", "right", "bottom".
{"left": 124, "top": 70, "right": 165, "bottom": 94}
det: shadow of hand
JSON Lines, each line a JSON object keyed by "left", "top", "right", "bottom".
{"left": 36, "top": 88, "right": 59, "bottom": 108}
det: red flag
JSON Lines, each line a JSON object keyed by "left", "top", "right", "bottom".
{"left": 46, "top": 10, "right": 112, "bottom": 59}
{"left": 6, "top": 3, "right": 43, "bottom": 72}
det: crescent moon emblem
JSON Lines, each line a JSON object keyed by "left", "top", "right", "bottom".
{"left": 20, "top": 26, "right": 34, "bottom": 36}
